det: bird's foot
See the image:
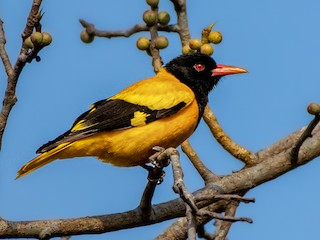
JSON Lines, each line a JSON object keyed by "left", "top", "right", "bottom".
{"left": 149, "top": 146, "right": 171, "bottom": 168}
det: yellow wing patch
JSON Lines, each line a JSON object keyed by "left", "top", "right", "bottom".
{"left": 71, "top": 119, "right": 98, "bottom": 132}
{"left": 89, "top": 107, "right": 96, "bottom": 113}
{"left": 71, "top": 120, "right": 85, "bottom": 132}
{"left": 130, "top": 111, "right": 150, "bottom": 127}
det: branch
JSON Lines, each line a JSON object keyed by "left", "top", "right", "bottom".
{"left": 147, "top": 6, "right": 162, "bottom": 72}
{"left": 2, "top": 122, "right": 319, "bottom": 238}
{"left": 139, "top": 147, "right": 171, "bottom": 219}
{"left": 155, "top": 123, "right": 320, "bottom": 239}
{"left": 0, "top": 0, "right": 43, "bottom": 150}
{"left": 291, "top": 114, "right": 320, "bottom": 164}
{"left": 181, "top": 140, "right": 219, "bottom": 184}
{"left": 170, "top": 0, "right": 190, "bottom": 45}
{"left": 0, "top": 20, "right": 13, "bottom": 76}
{"left": 203, "top": 105, "right": 258, "bottom": 166}
{"left": 212, "top": 201, "right": 240, "bottom": 240}
{"left": 79, "top": 19, "right": 178, "bottom": 38}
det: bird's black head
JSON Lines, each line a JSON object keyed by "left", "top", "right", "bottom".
{"left": 165, "top": 52, "right": 247, "bottom": 116}
{"left": 165, "top": 53, "right": 219, "bottom": 96}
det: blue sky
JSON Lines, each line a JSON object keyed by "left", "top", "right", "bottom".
{"left": 1, "top": 0, "right": 320, "bottom": 239}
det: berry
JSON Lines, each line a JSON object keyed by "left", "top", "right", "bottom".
{"left": 80, "top": 30, "right": 94, "bottom": 44}
{"left": 41, "top": 32, "right": 52, "bottom": 46}
{"left": 158, "top": 11, "right": 170, "bottom": 25}
{"left": 136, "top": 37, "right": 150, "bottom": 50}
{"left": 189, "top": 38, "right": 202, "bottom": 50}
{"left": 30, "top": 32, "right": 43, "bottom": 47}
{"left": 200, "top": 44, "right": 214, "bottom": 56}
{"left": 154, "top": 36, "right": 168, "bottom": 49}
{"left": 208, "top": 31, "right": 223, "bottom": 44}
{"left": 143, "top": 10, "right": 157, "bottom": 26}
{"left": 146, "top": 0, "right": 159, "bottom": 7}
{"left": 307, "top": 102, "right": 320, "bottom": 115}
{"left": 182, "top": 44, "right": 192, "bottom": 55}
{"left": 23, "top": 37, "right": 34, "bottom": 49}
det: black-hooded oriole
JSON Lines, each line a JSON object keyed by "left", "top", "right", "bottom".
{"left": 16, "top": 53, "right": 247, "bottom": 179}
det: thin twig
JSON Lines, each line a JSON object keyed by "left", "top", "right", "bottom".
{"left": 203, "top": 105, "right": 258, "bottom": 166}
{"left": 291, "top": 114, "right": 320, "bottom": 164}
{"left": 181, "top": 140, "right": 220, "bottom": 184}
{"left": 147, "top": 6, "right": 162, "bottom": 72}
{"left": 138, "top": 165, "right": 162, "bottom": 220}
{"left": 195, "top": 194, "right": 255, "bottom": 204}
{"left": 213, "top": 201, "right": 240, "bottom": 240}
{"left": 0, "top": 20, "right": 13, "bottom": 76}
{"left": 170, "top": 148, "right": 198, "bottom": 213}
{"left": 198, "top": 209, "right": 252, "bottom": 223}
{"left": 0, "top": 0, "right": 43, "bottom": 150}
{"left": 139, "top": 149, "right": 170, "bottom": 219}
{"left": 170, "top": 0, "right": 190, "bottom": 46}
{"left": 198, "top": 224, "right": 214, "bottom": 240}
{"left": 79, "top": 19, "right": 178, "bottom": 38}
{"left": 186, "top": 204, "right": 197, "bottom": 240}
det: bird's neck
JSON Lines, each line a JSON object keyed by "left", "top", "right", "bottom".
{"left": 158, "top": 67, "right": 210, "bottom": 119}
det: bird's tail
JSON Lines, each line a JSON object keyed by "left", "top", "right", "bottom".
{"left": 16, "top": 142, "right": 72, "bottom": 179}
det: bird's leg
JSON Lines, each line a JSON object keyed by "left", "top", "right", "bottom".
{"left": 148, "top": 146, "right": 170, "bottom": 167}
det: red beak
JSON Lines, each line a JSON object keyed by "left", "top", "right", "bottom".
{"left": 212, "top": 64, "right": 248, "bottom": 77}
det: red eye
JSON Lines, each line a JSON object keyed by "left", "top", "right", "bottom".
{"left": 194, "top": 63, "right": 205, "bottom": 72}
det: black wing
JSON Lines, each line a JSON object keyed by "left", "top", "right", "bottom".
{"left": 37, "top": 99, "right": 186, "bottom": 153}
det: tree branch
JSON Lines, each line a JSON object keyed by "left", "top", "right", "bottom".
{"left": 170, "top": 0, "right": 190, "bottom": 46}
{"left": 203, "top": 105, "right": 258, "bottom": 166}
{"left": 79, "top": 19, "right": 179, "bottom": 38}
{"left": 1, "top": 122, "right": 319, "bottom": 239}
{"left": 0, "top": 0, "right": 43, "bottom": 150}
{"left": 0, "top": 20, "right": 13, "bottom": 76}
{"left": 291, "top": 114, "right": 320, "bottom": 164}
{"left": 155, "top": 122, "right": 320, "bottom": 239}
{"left": 212, "top": 201, "right": 240, "bottom": 240}
{"left": 181, "top": 140, "right": 220, "bottom": 184}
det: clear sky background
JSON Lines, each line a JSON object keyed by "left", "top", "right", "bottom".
{"left": 1, "top": 0, "right": 320, "bottom": 239}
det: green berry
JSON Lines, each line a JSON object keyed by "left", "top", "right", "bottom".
{"left": 41, "top": 32, "right": 52, "bottom": 46}
{"left": 155, "top": 36, "right": 168, "bottom": 49}
{"left": 208, "top": 31, "right": 223, "bottom": 44}
{"left": 182, "top": 45, "right": 192, "bottom": 55}
{"left": 200, "top": 43, "right": 214, "bottom": 56}
{"left": 23, "top": 37, "right": 34, "bottom": 49}
{"left": 80, "top": 30, "right": 94, "bottom": 44}
{"left": 143, "top": 10, "right": 157, "bottom": 26}
{"left": 136, "top": 37, "right": 150, "bottom": 50}
{"left": 189, "top": 38, "right": 202, "bottom": 50}
{"left": 30, "top": 32, "right": 43, "bottom": 47}
{"left": 158, "top": 11, "right": 170, "bottom": 25}
{"left": 307, "top": 102, "right": 320, "bottom": 115}
{"left": 146, "top": 0, "right": 159, "bottom": 7}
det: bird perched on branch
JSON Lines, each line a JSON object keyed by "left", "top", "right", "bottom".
{"left": 16, "top": 53, "right": 247, "bottom": 179}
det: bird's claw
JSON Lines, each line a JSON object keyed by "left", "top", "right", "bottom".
{"left": 149, "top": 146, "right": 167, "bottom": 167}
{"left": 149, "top": 146, "right": 171, "bottom": 168}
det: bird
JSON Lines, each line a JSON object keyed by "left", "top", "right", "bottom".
{"left": 16, "top": 53, "right": 247, "bottom": 179}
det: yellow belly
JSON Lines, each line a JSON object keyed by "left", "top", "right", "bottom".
{"left": 61, "top": 100, "right": 199, "bottom": 166}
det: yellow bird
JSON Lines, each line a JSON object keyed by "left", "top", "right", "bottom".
{"left": 16, "top": 53, "right": 247, "bottom": 179}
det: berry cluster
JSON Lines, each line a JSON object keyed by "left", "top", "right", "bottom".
{"left": 23, "top": 32, "right": 52, "bottom": 49}
{"left": 136, "top": 0, "right": 170, "bottom": 53}
{"left": 182, "top": 30, "right": 222, "bottom": 56}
